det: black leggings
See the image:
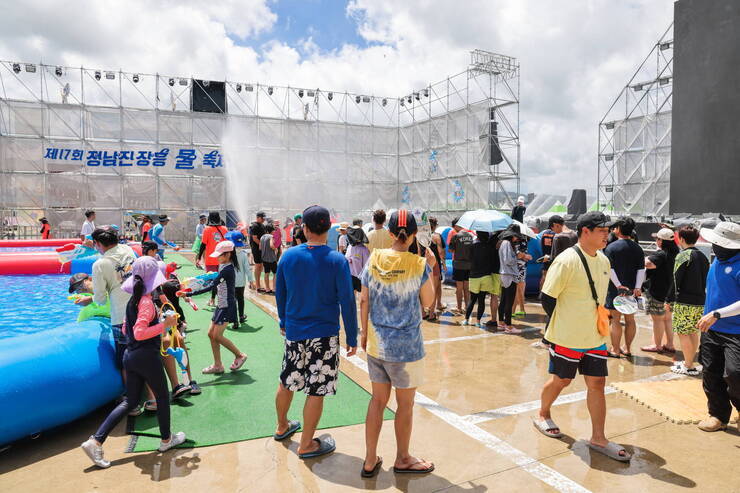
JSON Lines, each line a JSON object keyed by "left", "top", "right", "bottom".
{"left": 93, "top": 346, "right": 170, "bottom": 443}
{"left": 235, "top": 286, "right": 245, "bottom": 319}
{"left": 465, "top": 291, "right": 487, "bottom": 321}
{"left": 498, "top": 282, "right": 517, "bottom": 326}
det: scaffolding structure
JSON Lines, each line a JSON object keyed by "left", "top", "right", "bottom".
{"left": 0, "top": 50, "right": 519, "bottom": 241}
{"left": 598, "top": 24, "right": 673, "bottom": 217}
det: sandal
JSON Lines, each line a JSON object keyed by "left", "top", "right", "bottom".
{"left": 230, "top": 354, "right": 248, "bottom": 371}
{"left": 640, "top": 345, "right": 662, "bottom": 353}
{"left": 201, "top": 365, "right": 224, "bottom": 374}
{"left": 257, "top": 288, "right": 266, "bottom": 294}
{"left": 361, "top": 456, "right": 383, "bottom": 478}
{"left": 505, "top": 326, "right": 523, "bottom": 334}
{"left": 607, "top": 351, "right": 622, "bottom": 358}
{"left": 661, "top": 345, "right": 676, "bottom": 354}
{"left": 298, "top": 436, "right": 336, "bottom": 459}
{"left": 144, "top": 400, "right": 157, "bottom": 412}
{"left": 393, "top": 459, "right": 435, "bottom": 474}
{"left": 532, "top": 416, "right": 563, "bottom": 438}
{"left": 587, "top": 441, "right": 631, "bottom": 462}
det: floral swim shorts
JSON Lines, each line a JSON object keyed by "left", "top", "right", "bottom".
{"left": 279, "top": 335, "right": 340, "bottom": 396}
{"left": 672, "top": 303, "right": 703, "bottom": 335}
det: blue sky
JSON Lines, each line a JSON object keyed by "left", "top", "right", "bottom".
{"left": 233, "top": 0, "right": 369, "bottom": 54}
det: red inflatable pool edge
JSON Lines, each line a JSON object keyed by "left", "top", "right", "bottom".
{"left": 0, "top": 238, "right": 82, "bottom": 248}
{"left": 0, "top": 253, "right": 71, "bottom": 275}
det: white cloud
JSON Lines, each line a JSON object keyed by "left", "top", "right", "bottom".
{"left": 0, "top": 0, "right": 675, "bottom": 196}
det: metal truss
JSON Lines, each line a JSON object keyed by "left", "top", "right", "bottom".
{"left": 597, "top": 24, "right": 673, "bottom": 218}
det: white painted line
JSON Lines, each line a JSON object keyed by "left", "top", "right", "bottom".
{"left": 248, "top": 294, "right": 591, "bottom": 493}
{"left": 464, "top": 371, "right": 686, "bottom": 425}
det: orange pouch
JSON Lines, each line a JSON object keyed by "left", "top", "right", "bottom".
{"left": 596, "top": 305, "right": 610, "bottom": 337}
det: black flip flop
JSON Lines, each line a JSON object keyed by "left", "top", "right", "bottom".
{"left": 606, "top": 351, "right": 621, "bottom": 358}
{"left": 361, "top": 456, "right": 383, "bottom": 478}
{"left": 393, "top": 459, "right": 435, "bottom": 474}
{"left": 273, "top": 420, "right": 301, "bottom": 441}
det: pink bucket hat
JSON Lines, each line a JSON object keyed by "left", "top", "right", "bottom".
{"left": 121, "top": 256, "right": 167, "bottom": 295}
{"left": 209, "top": 240, "right": 235, "bottom": 258}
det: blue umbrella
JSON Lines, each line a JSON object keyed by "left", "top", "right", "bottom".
{"left": 456, "top": 209, "right": 512, "bottom": 233}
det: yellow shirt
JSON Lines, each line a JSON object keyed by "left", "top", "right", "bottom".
{"left": 542, "top": 247, "right": 611, "bottom": 349}
{"left": 367, "top": 228, "right": 394, "bottom": 252}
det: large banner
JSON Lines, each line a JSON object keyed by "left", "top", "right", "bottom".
{"left": 43, "top": 146, "right": 223, "bottom": 170}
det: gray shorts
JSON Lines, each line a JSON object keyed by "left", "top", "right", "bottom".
{"left": 367, "top": 354, "right": 424, "bottom": 389}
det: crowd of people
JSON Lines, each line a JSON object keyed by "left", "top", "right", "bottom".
{"left": 65, "top": 205, "right": 739, "bottom": 471}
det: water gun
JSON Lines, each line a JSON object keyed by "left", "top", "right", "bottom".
{"left": 165, "top": 347, "right": 190, "bottom": 386}
{"left": 176, "top": 271, "right": 219, "bottom": 297}
{"left": 67, "top": 293, "right": 88, "bottom": 302}
{"left": 57, "top": 243, "right": 97, "bottom": 264}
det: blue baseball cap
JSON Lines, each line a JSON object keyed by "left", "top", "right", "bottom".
{"left": 302, "top": 205, "right": 331, "bottom": 234}
{"left": 225, "top": 230, "right": 245, "bottom": 247}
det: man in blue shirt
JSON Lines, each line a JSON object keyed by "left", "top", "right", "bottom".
{"left": 150, "top": 215, "right": 179, "bottom": 260}
{"left": 273, "top": 205, "right": 358, "bottom": 459}
{"left": 696, "top": 222, "right": 740, "bottom": 432}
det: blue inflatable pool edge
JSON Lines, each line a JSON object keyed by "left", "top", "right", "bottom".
{"left": 0, "top": 318, "right": 123, "bottom": 446}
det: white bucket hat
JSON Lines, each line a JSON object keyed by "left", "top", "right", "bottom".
{"left": 700, "top": 222, "right": 740, "bottom": 249}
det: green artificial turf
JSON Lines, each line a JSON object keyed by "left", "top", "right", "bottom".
{"left": 127, "top": 253, "right": 392, "bottom": 452}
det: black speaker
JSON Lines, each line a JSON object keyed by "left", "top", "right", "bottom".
{"left": 567, "top": 189, "right": 587, "bottom": 217}
{"left": 191, "top": 79, "right": 227, "bottom": 114}
{"left": 488, "top": 108, "right": 503, "bottom": 166}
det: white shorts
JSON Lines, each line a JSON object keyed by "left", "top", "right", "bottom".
{"left": 367, "top": 354, "right": 425, "bottom": 389}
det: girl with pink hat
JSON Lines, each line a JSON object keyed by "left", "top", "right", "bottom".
{"left": 81, "top": 256, "right": 186, "bottom": 469}
{"left": 202, "top": 240, "right": 248, "bottom": 374}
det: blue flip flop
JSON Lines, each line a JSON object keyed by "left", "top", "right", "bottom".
{"left": 273, "top": 420, "right": 301, "bottom": 441}
{"left": 298, "top": 436, "right": 336, "bottom": 459}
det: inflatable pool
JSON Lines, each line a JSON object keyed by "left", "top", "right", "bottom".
{"left": 0, "top": 273, "right": 122, "bottom": 446}
{"left": 0, "top": 241, "right": 143, "bottom": 276}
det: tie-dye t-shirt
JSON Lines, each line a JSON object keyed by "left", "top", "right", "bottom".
{"left": 361, "top": 249, "right": 431, "bottom": 362}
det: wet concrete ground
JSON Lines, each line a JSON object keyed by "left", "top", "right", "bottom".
{"left": 2, "top": 286, "right": 739, "bottom": 492}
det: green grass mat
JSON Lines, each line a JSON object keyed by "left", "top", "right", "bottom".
{"left": 127, "top": 253, "right": 393, "bottom": 452}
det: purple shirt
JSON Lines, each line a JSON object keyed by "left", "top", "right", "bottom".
{"left": 345, "top": 244, "right": 370, "bottom": 277}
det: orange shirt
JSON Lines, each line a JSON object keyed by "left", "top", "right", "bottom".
{"left": 41, "top": 224, "right": 51, "bottom": 239}
{"left": 141, "top": 222, "right": 152, "bottom": 241}
{"left": 202, "top": 225, "right": 228, "bottom": 266}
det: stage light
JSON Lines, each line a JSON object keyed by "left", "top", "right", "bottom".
{"left": 105, "top": 71, "right": 115, "bottom": 80}
{"left": 236, "top": 83, "right": 242, "bottom": 92}
{"left": 659, "top": 42, "right": 672, "bottom": 51}
{"left": 605, "top": 122, "right": 615, "bottom": 129}
{"left": 132, "top": 74, "right": 139, "bottom": 83}
{"left": 362, "top": 96, "right": 370, "bottom": 103}
{"left": 179, "top": 78, "right": 188, "bottom": 86}
{"left": 268, "top": 86, "right": 273, "bottom": 95}
{"left": 423, "top": 88, "right": 429, "bottom": 98}
{"left": 382, "top": 98, "right": 387, "bottom": 106}
{"left": 168, "top": 78, "right": 175, "bottom": 86}
{"left": 631, "top": 84, "right": 643, "bottom": 92}
{"left": 246, "top": 84, "right": 253, "bottom": 92}
{"left": 25, "top": 64, "right": 36, "bottom": 73}
{"left": 604, "top": 154, "right": 614, "bottom": 161}
{"left": 12, "top": 63, "right": 21, "bottom": 74}
{"left": 203, "top": 80, "right": 209, "bottom": 87}
{"left": 55, "top": 66, "right": 63, "bottom": 77}
{"left": 298, "top": 89, "right": 304, "bottom": 98}
{"left": 407, "top": 96, "right": 412, "bottom": 104}
{"left": 327, "top": 92, "right": 333, "bottom": 101}
{"left": 400, "top": 98, "right": 405, "bottom": 106}
{"left": 659, "top": 77, "right": 671, "bottom": 86}
{"left": 414, "top": 92, "right": 420, "bottom": 101}
{"left": 307, "top": 90, "right": 315, "bottom": 97}
{"left": 355, "top": 95, "right": 361, "bottom": 104}
{"left": 94, "top": 71, "right": 101, "bottom": 80}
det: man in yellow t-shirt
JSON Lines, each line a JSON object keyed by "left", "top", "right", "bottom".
{"left": 367, "top": 209, "right": 394, "bottom": 252}
{"left": 533, "top": 211, "right": 632, "bottom": 462}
